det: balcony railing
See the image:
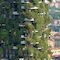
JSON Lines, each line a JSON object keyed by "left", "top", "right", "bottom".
{"left": 21, "top": 0, "right": 30, "bottom": 3}
{"left": 21, "top": 6, "right": 25, "bottom": 9}
{"left": 21, "top": 35, "right": 27, "bottom": 38}
{"left": 21, "top": 41, "right": 26, "bottom": 44}
{"left": 19, "top": 24, "right": 25, "bottom": 27}
{"left": 38, "top": 12, "right": 46, "bottom": 15}
{"left": 13, "top": 11, "right": 19, "bottom": 15}
{"left": 24, "top": 18, "right": 34, "bottom": 22}
{"left": 29, "top": 7, "right": 38, "bottom": 10}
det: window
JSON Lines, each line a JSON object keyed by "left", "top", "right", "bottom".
{"left": 55, "top": 39, "right": 60, "bottom": 47}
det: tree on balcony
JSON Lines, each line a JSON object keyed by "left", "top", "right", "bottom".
{"left": 32, "top": 0, "right": 39, "bottom": 6}
{"left": 24, "top": 12, "right": 34, "bottom": 19}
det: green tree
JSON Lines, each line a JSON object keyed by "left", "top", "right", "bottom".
{"left": 0, "top": 47, "right": 3, "bottom": 60}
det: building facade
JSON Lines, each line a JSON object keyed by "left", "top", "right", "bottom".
{"left": 48, "top": 0, "right": 60, "bottom": 58}
{"left": 0, "top": 0, "right": 51, "bottom": 60}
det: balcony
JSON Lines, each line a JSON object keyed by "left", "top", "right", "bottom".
{"left": 29, "top": 7, "right": 38, "bottom": 10}
{"left": 35, "top": 42, "right": 39, "bottom": 44}
{"left": 13, "top": 11, "right": 19, "bottom": 15}
{"left": 12, "top": 46, "right": 18, "bottom": 50}
{"left": 1, "top": 58, "right": 8, "bottom": 60}
{"left": 37, "top": 47, "right": 42, "bottom": 51}
{"left": 19, "top": 58, "right": 24, "bottom": 60}
{"left": 24, "top": 18, "right": 34, "bottom": 22}
{"left": 21, "top": 35, "right": 27, "bottom": 38}
{"left": 21, "top": 0, "right": 30, "bottom": 3}
{"left": 13, "top": 1, "right": 19, "bottom": 3}
{"left": 35, "top": 30, "right": 38, "bottom": 33}
{"left": 31, "top": 42, "right": 39, "bottom": 45}
{"left": 32, "top": 30, "right": 38, "bottom": 33}
{"left": 38, "top": 12, "right": 46, "bottom": 16}
{"left": 21, "top": 6, "right": 25, "bottom": 9}
{"left": 19, "top": 24, "right": 25, "bottom": 27}
{"left": 0, "top": 24, "right": 6, "bottom": 26}
{"left": 21, "top": 41, "right": 26, "bottom": 45}
{"left": 0, "top": 23, "right": 6, "bottom": 28}
{"left": 0, "top": 40, "right": 5, "bottom": 46}
{"left": 21, "top": 6, "right": 38, "bottom": 10}
{"left": 2, "top": 24, "right": 6, "bottom": 26}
